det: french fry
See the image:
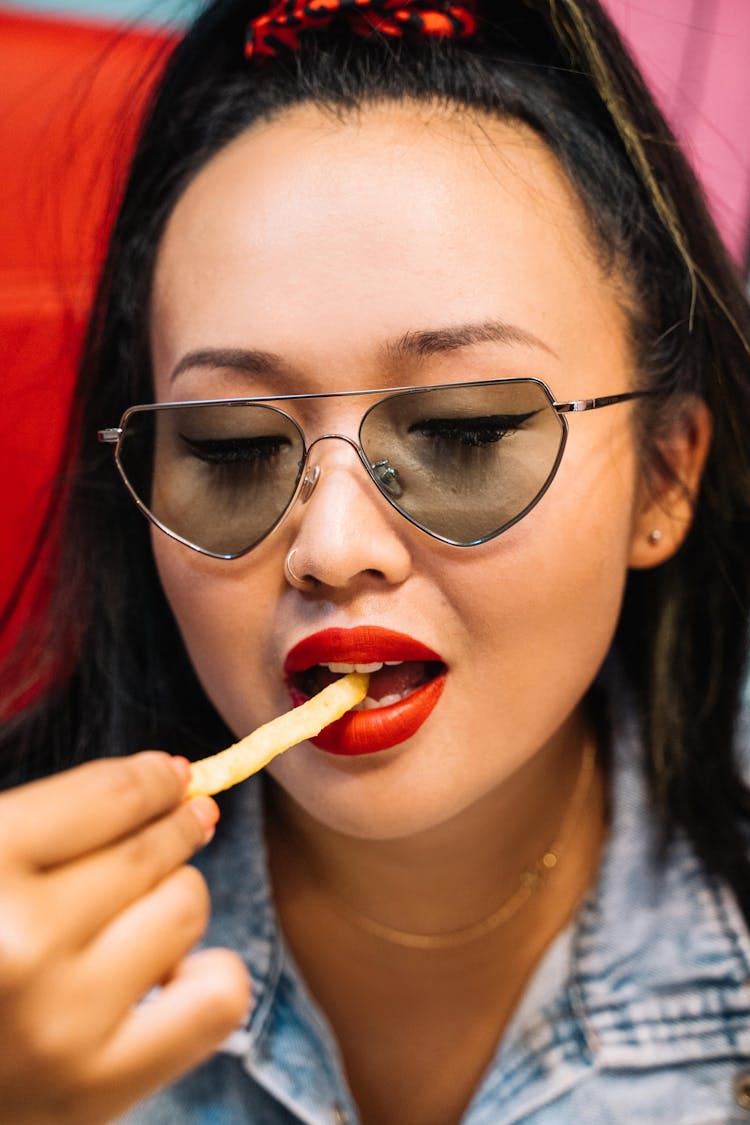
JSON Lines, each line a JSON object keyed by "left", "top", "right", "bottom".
{"left": 187, "top": 671, "right": 369, "bottom": 797}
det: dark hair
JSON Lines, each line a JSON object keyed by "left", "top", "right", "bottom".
{"left": 3, "top": 0, "right": 750, "bottom": 912}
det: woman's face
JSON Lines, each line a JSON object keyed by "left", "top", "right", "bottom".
{"left": 150, "top": 101, "right": 650, "bottom": 839}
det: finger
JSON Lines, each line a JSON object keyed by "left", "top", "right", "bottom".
{"left": 80, "top": 865, "right": 214, "bottom": 1019}
{"left": 0, "top": 868, "right": 219, "bottom": 1097}
{"left": 0, "top": 753, "right": 190, "bottom": 868}
{"left": 85, "top": 949, "right": 250, "bottom": 1122}
{"left": 41, "top": 797, "right": 218, "bottom": 951}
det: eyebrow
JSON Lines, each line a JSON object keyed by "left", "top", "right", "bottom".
{"left": 168, "top": 318, "right": 556, "bottom": 384}
{"left": 385, "top": 320, "right": 557, "bottom": 360}
{"left": 169, "top": 347, "right": 286, "bottom": 385}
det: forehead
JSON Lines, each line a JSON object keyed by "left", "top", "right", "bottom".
{"left": 151, "top": 100, "right": 631, "bottom": 392}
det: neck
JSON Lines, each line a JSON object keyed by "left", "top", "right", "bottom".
{"left": 265, "top": 709, "right": 607, "bottom": 953}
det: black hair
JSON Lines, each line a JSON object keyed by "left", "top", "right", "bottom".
{"left": 2, "top": 0, "right": 750, "bottom": 914}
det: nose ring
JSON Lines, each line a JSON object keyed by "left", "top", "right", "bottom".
{"left": 285, "top": 547, "right": 312, "bottom": 589}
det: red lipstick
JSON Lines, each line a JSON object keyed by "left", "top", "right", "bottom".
{"left": 284, "top": 626, "right": 446, "bottom": 756}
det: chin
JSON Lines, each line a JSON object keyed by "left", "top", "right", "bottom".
{"left": 265, "top": 742, "right": 506, "bottom": 842}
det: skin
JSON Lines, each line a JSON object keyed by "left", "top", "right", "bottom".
{"left": 147, "top": 101, "right": 709, "bottom": 1124}
{"left": 0, "top": 754, "right": 250, "bottom": 1125}
{"left": 152, "top": 102, "right": 641, "bottom": 839}
{"left": 150, "top": 100, "right": 701, "bottom": 854}
{"left": 0, "top": 101, "right": 709, "bottom": 1125}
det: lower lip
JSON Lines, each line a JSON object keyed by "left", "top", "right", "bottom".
{"left": 288, "top": 674, "right": 446, "bottom": 756}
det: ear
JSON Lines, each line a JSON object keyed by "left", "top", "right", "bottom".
{"left": 629, "top": 396, "right": 712, "bottom": 569}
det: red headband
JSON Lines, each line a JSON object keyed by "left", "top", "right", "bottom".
{"left": 245, "top": 0, "right": 478, "bottom": 59}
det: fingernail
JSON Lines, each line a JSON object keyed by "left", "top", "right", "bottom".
{"left": 170, "top": 756, "right": 192, "bottom": 787}
{"left": 188, "top": 795, "right": 220, "bottom": 840}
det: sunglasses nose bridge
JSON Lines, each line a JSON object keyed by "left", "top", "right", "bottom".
{"left": 296, "top": 433, "right": 364, "bottom": 506}
{"left": 298, "top": 462, "right": 320, "bottom": 503}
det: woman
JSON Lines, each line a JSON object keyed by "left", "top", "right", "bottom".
{"left": 1, "top": 1, "right": 750, "bottom": 1122}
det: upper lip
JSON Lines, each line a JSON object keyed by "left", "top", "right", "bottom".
{"left": 283, "top": 626, "right": 444, "bottom": 674}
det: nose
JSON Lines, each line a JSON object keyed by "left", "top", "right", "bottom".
{"left": 284, "top": 435, "right": 412, "bottom": 592}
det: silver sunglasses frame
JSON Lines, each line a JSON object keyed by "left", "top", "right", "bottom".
{"left": 98, "top": 377, "right": 651, "bottom": 558}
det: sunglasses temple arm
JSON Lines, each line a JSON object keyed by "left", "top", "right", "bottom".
{"left": 554, "top": 390, "right": 654, "bottom": 414}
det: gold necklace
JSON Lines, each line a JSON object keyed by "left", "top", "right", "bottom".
{"left": 318, "top": 741, "right": 597, "bottom": 951}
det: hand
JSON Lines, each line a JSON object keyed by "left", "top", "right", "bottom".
{"left": 0, "top": 752, "right": 251, "bottom": 1125}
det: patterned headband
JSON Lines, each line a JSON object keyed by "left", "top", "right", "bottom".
{"left": 245, "top": 0, "right": 478, "bottom": 59}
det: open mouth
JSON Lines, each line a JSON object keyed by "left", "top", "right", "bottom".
{"left": 283, "top": 628, "right": 447, "bottom": 755}
{"left": 291, "top": 659, "right": 445, "bottom": 710}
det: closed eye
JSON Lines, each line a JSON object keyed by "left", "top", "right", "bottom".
{"left": 407, "top": 411, "right": 538, "bottom": 446}
{"left": 179, "top": 434, "right": 291, "bottom": 463}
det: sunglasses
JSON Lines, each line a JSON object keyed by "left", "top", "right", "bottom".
{"left": 98, "top": 378, "right": 649, "bottom": 558}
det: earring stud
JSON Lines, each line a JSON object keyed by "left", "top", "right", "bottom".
{"left": 647, "top": 529, "right": 662, "bottom": 545}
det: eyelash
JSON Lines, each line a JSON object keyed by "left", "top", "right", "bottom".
{"left": 407, "top": 412, "right": 536, "bottom": 446}
{"left": 180, "top": 435, "right": 291, "bottom": 464}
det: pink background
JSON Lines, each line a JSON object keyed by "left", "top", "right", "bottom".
{"left": 2, "top": 1, "right": 749, "bottom": 259}
{"left": 605, "top": 0, "right": 750, "bottom": 264}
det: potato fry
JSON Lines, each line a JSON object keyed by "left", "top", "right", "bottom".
{"left": 187, "top": 672, "right": 369, "bottom": 797}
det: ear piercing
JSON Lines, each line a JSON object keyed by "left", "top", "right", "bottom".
{"left": 648, "top": 529, "right": 662, "bottom": 545}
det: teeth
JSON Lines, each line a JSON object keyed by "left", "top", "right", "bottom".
{"left": 356, "top": 697, "right": 380, "bottom": 710}
{"left": 375, "top": 693, "right": 404, "bottom": 707}
{"left": 324, "top": 661, "right": 384, "bottom": 674}
{"left": 354, "top": 691, "right": 409, "bottom": 711}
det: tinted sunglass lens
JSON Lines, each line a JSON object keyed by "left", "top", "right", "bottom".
{"left": 360, "top": 381, "right": 565, "bottom": 544}
{"left": 117, "top": 404, "right": 305, "bottom": 556}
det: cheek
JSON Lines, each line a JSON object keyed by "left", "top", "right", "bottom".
{"left": 151, "top": 535, "right": 285, "bottom": 738}
{"left": 463, "top": 427, "right": 639, "bottom": 705}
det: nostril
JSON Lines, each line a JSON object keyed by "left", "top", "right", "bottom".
{"left": 300, "top": 464, "right": 320, "bottom": 503}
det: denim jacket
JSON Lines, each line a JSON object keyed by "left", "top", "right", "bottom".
{"left": 120, "top": 692, "right": 750, "bottom": 1125}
